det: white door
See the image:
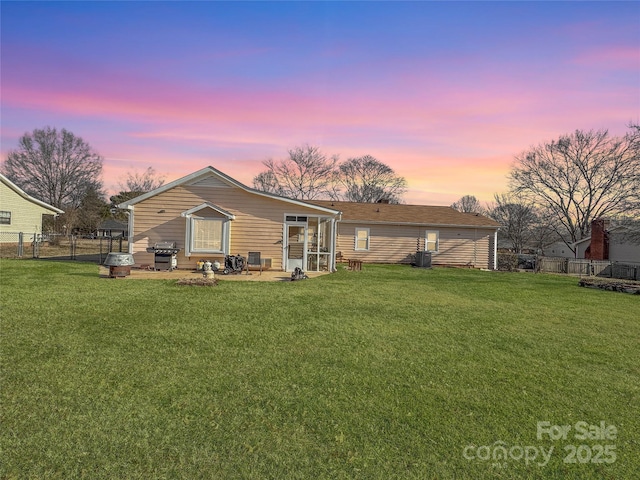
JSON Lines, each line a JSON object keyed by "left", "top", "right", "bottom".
{"left": 286, "top": 224, "right": 306, "bottom": 271}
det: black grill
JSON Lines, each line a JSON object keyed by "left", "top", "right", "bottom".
{"left": 146, "top": 242, "right": 180, "bottom": 271}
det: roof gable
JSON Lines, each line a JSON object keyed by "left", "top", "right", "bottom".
{"left": 117, "top": 166, "right": 340, "bottom": 215}
{"left": 0, "top": 174, "right": 64, "bottom": 214}
{"left": 98, "top": 219, "right": 127, "bottom": 230}
{"left": 310, "top": 200, "right": 500, "bottom": 228}
{"left": 181, "top": 202, "right": 235, "bottom": 219}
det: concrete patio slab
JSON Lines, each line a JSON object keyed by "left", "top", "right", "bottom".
{"left": 99, "top": 266, "right": 330, "bottom": 281}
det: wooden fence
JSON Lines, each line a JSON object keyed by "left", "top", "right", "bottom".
{"left": 537, "top": 257, "right": 639, "bottom": 281}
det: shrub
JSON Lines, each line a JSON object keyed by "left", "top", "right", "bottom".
{"left": 497, "top": 252, "right": 518, "bottom": 271}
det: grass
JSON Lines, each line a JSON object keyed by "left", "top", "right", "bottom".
{"left": 1, "top": 259, "right": 638, "bottom": 479}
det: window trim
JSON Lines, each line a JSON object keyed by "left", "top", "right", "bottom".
{"left": 0, "top": 211, "right": 11, "bottom": 225}
{"left": 425, "top": 230, "right": 439, "bottom": 252}
{"left": 188, "top": 216, "right": 229, "bottom": 255}
{"left": 181, "top": 203, "right": 234, "bottom": 257}
{"left": 355, "top": 227, "right": 370, "bottom": 251}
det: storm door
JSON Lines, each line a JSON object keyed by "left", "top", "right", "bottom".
{"left": 285, "top": 223, "right": 307, "bottom": 271}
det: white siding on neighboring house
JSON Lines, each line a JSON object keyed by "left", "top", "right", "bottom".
{"left": 575, "top": 240, "right": 589, "bottom": 259}
{"left": 573, "top": 232, "right": 639, "bottom": 263}
{"left": 609, "top": 242, "right": 640, "bottom": 263}
{"left": 608, "top": 232, "right": 640, "bottom": 263}
{"left": 545, "top": 242, "right": 576, "bottom": 259}
{"left": 0, "top": 175, "right": 62, "bottom": 240}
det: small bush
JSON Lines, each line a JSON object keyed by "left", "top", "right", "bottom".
{"left": 497, "top": 252, "right": 518, "bottom": 271}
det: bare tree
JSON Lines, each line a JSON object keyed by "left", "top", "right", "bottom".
{"left": 509, "top": 126, "right": 640, "bottom": 247}
{"left": 108, "top": 168, "right": 166, "bottom": 222}
{"left": 118, "top": 166, "right": 165, "bottom": 194}
{"left": 252, "top": 170, "right": 280, "bottom": 195}
{"left": 336, "top": 155, "right": 407, "bottom": 203}
{"left": 74, "top": 186, "right": 109, "bottom": 234}
{"left": 252, "top": 145, "right": 338, "bottom": 200}
{"left": 451, "top": 195, "right": 482, "bottom": 213}
{"left": 487, "top": 193, "right": 540, "bottom": 253}
{"left": 2, "top": 127, "right": 103, "bottom": 209}
{"left": 610, "top": 217, "right": 640, "bottom": 245}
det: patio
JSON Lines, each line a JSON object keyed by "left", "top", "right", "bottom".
{"left": 99, "top": 266, "right": 330, "bottom": 281}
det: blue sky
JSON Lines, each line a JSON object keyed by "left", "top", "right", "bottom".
{"left": 2, "top": 1, "right": 638, "bottom": 204}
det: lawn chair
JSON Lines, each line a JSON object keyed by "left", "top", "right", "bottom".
{"left": 246, "top": 251, "right": 262, "bottom": 275}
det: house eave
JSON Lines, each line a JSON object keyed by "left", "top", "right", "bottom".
{"left": 338, "top": 219, "right": 500, "bottom": 229}
{"left": 0, "top": 174, "right": 64, "bottom": 214}
{"left": 573, "top": 237, "right": 591, "bottom": 247}
{"left": 181, "top": 202, "right": 236, "bottom": 219}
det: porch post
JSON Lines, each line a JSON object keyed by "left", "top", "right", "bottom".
{"left": 330, "top": 217, "right": 337, "bottom": 272}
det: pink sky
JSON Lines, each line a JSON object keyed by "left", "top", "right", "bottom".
{"left": 1, "top": 2, "right": 638, "bottom": 206}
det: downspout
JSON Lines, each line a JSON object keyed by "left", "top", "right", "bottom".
{"left": 493, "top": 229, "right": 498, "bottom": 270}
{"left": 125, "top": 206, "right": 134, "bottom": 254}
{"left": 473, "top": 228, "right": 477, "bottom": 267}
{"left": 331, "top": 213, "right": 341, "bottom": 272}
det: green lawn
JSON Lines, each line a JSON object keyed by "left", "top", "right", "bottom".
{"left": 1, "top": 259, "right": 638, "bottom": 479}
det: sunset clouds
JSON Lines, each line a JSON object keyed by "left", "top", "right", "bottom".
{"left": 1, "top": 1, "right": 638, "bottom": 204}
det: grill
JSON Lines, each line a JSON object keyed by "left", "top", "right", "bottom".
{"left": 146, "top": 242, "right": 180, "bottom": 271}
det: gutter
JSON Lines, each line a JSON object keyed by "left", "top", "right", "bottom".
{"left": 337, "top": 219, "right": 499, "bottom": 229}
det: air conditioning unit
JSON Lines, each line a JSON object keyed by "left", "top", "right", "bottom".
{"left": 415, "top": 251, "right": 432, "bottom": 268}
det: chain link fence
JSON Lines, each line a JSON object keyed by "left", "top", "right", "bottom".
{"left": 1, "top": 232, "right": 127, "bottom": 264}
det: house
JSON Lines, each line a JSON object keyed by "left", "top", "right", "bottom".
{"left": 119, "top": 166, "right": 501, "bottom": 271}
{"left": 543, "top": 241, "right": 575, "bottom": 259}
{"left": 97, "top": 218, "right": 128, "bottom": 238}
{"left": 311, "top": 201, "right": 500, "bottom": 269}
{"left": 574, "top": 218, "right": 640, "bottom": 264}
{"left": 118, "top": 166, "right": 342, "bottom": 272}
{"left": 0, "top": 173, "right": 63, "bottom": 241}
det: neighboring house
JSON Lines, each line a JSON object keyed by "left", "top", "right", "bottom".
{"left": 97, "top": 219, "right": 128, "bottom": 238}
{"left": 0, "top": 173, "right": 63, "bottom": 240}
{"left": 119, "top": 166, "right": 501, "bottom": 271}
{"left": 311, "top": 201, "right": 500, "bottom": 269}
{"left": 543, "top": 241, "right": 575, "bottom": 259}
{"left": 574, "top": 218, "right": 640, "bottom": 264}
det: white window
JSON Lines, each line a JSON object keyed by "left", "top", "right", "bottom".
{"left": 188, "top": 217, "right": 228, "bottom": 255}
{"left": 182, "top": 203, "right": 234, "bottom": 257}
{"left": 0, "top": 211, "right": 10, "bottom": 225}
{"left": 425, "top": 230, "right": 439, "bottom": 252}
{"left": 355, "top": 228, "right": 370, "bottom": 251}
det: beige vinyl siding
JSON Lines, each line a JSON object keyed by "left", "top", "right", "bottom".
{"left": 337, "top": 222, "right": 493, "bottom": 268}
{"left": 421, "top": 228, "right": 491, "bottom": 268}
{"left": 336, "top": 223, "right": 421, "bottom": 264}
{"left": 0, "top": 181, "right": 57, "bottom": 236}
{"left": 130, "top": 185, "right": 324, "bottom": 270}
